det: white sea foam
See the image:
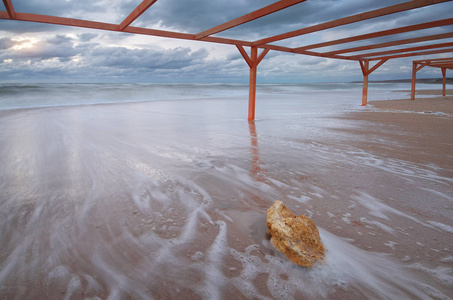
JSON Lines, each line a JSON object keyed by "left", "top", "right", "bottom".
{"left": 359, "top": 217, "right": 395, "bottom": 235}
{"left": 230, "top": 229, "right": 450, "bottom": 299}
{"left": 427, "top": 221, "right": 453, "bottom": 234}
{"left": 353, "top": 191, "right": 426, "bottom": 225}
{"left": 0, "top": 83, "right": 451, "bottom": 299}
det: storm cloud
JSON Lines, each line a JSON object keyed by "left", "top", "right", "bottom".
{"left": 1, "top": 0, "right": 452, "bottom": 83}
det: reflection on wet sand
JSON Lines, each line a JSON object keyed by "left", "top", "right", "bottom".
{"left": 0, "top": 99, "right": 452, "bottom": 299}
{"left": 248, "top": 120, "right": 266, "bottom": 182}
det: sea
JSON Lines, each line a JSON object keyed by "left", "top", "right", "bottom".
{"left": 0, "top": 82, "right": 441, "bottom": 111}
{"left": 0, "top": 82, "right": 451, "bottom": 299}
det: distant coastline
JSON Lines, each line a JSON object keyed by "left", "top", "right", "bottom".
{"left": 352, "top": 78, "right": 453, "bottom": 84}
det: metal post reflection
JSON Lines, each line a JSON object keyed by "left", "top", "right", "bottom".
{"left": 248, "top": 120, "right": 266, "bottom": 181}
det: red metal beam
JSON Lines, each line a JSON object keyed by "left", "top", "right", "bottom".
{"left": 369, "top": 48, "right": 453, "bottom": 60}
{"left": 350, "top": 42, "right": 453, "bottom": 59}
{"left": 416, "top": 63, "right": 427, "bottom": 72}
{"left": 119, "top": 0, "right": 158, "bottom": 31}
{"left": 428, "top": 60, "right": 453, "bottom": 64}
{"left": 236, "top": 45, "right": 252, "bottom": 67}
{"left": 252, "top": 0, "right": 451, "bottom": 46}
{"left": 201, "top": 35, "right": 252, "bottom": 47}
{"left": 0, "top": 1, "right": 449, "bottom": 64}
{"left": 368, "top": 59, "right": 388, "bottom": 74}
{"left": 0, "top": 11, "right": 252, "bottom": 47}
{"left": 1, "top": 11, "right": 119, "bottom": 30}
{"left": 294, "top": 18, "right": 453, "bottom": 51}
{"left": 413, "top": 57, "right": 453, "bottom": 63}
{"left": 2, "top": 0, "right": 15, "bottom": 19}
{"left": 196, "top": 0, "right": 306, "bottom": 40}
{"left": 324, "top": 32, "right": 453, "bottom": 56}
{"left": 427, "top": 62, "right": 453, "bottom": 67}
{"left": 245, "top": 44, "right": 359, "bottom": 61}
{"left": 412, "top": 59, "right": 453, "bottom": 69}
{"left": 359, "top": 60, "right": 367, "bottom": 76}
{"left": 257, "top": 48, "right": 271, "bottom": 65}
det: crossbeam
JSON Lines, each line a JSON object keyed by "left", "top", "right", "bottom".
{"left": 196, "top": 0, "right": 306, "bottom": 40}
{"left": 324, "top": 32, "right": 453, "bottom": 56}
{"left": 119, "top": 0, "right": 158, "bottom": 31}
{"left": 427, "top": 61, "right": 453, "bottom": 66}
{"left": 369, "top": 48, "right": 453, "bottom": 61}
{"left": 351, "top": 42, "right": 453, "bottom": 59}
{"left": 0, "top": 11, "right": 252, "bottom": 47}
{"left": 2, "top": 0, "right": 15, "bottom": 19}
{"left": 252, "top": 0, "right": 450, "bottom": 46}
{"left": 294, "top": 18, "right": 453, "bottom": 51}
{"left": 414, "top": 57, "right": 453, "bottom": 63}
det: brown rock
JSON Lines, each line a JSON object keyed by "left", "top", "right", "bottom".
{"left": 266, "top": 200, "right": 325, "bottom": 267}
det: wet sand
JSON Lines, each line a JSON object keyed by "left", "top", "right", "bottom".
{"left": 0, "top": 92, "right": 452, "bottom": 299}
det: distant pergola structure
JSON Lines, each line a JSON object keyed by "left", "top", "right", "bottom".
{"left": 1, "top": 0, "right": 453, "bottom": 120}
{"left": 411, "top": 57, "right": 453, "bottom": 100}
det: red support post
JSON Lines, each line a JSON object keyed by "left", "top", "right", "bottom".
{"left": 359, "top": 59, "right": 387, "bottom": 106}
{"left": 248, "top": 47, "right": 258, "bottom": 121}
{"left": 442, "top": 67, "right": 447, "bottom": 97}
{"left": 411, "top": 61, "right": 426, "bottom": 100}
{"left": 237, "top": 46, "right": 269, "bottom": 120}
{"left": 411, "top": 62, "right": 417, "bottom": 100}
{"left": 360, "top": 60, "right": 369, "bottom": 106}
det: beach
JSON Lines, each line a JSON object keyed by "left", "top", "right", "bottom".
{"left": 0, "top": 84, "right": 452, "bottom": 299}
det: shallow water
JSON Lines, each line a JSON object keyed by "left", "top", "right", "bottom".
{"left": 0, "top": 85, "right": 452, "bottom": 299}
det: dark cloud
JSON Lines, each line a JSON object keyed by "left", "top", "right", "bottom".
{"left": 11, "top": 0, "right": 112, "bottom": 21}
{"left": 77, "top": 33, "right": 98, "bottom": 42}
{"left": 48, "top": 34, "right": 73, "bottom": 45}
{"left": 1, "top": 0, "right": 451, "bottom": 83}
{"left": 0, "top": 33, "right": 217, "bottom": 81}
{"left": 89, "top": 46, "right": 208, "bottom": 70}
{"left": 0, "top": 37, "right": 16, "bottom": 50}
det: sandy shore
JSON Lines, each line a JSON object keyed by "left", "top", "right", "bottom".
{"left": 395, "top": 88, "right": 453, "bottom": 96}
{"left": 336, "top": 90, "right": 453, "bottom": 170}
{"left": 0, "top": 91, "right": 452, "bottom": 299}
{"left": 372, "top": 89, "right": 453, "bottom": 113}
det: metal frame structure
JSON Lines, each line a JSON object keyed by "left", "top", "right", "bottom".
{"left": 1, "top": 0, "right": 452, "bottom": 120}
{"left": 411, "top": 58, "right": 453, "bottom": 99}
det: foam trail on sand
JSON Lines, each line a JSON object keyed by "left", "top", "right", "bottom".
{"left": 0, "top": 84, "right": 451, "bottom": 299}
{"left": 228, "top": 229, "right": 450, "bottom": 299}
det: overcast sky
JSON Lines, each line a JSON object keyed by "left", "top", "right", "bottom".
{"left": 1, "top": 0, "right": 452, "bottom": 83}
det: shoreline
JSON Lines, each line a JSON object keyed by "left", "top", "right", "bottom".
{"left": 371, "top": 89, "right": 453, "bottom": 114}
{"left": 337, "top": 90, "right": 452, "bottom": 175}
{"left": 392, "top": 88, "right": 453, "bottom": 96}
{"left": 0, "top": 87, "right": 452, "bottom": 298}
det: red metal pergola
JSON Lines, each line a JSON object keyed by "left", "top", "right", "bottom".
{"left": 411, "top": 57, "right": 453, "bottom": 99}
{"left": 1, "top": 0, "right": 452, "bottom": 120}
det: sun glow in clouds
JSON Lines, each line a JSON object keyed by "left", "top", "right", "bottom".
{"left": 11, "top": 38, "right": 39, "bottom": 51}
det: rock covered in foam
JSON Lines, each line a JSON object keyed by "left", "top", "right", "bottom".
{"left": 266, "top": 200, "right": 325, "bottom": 267}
